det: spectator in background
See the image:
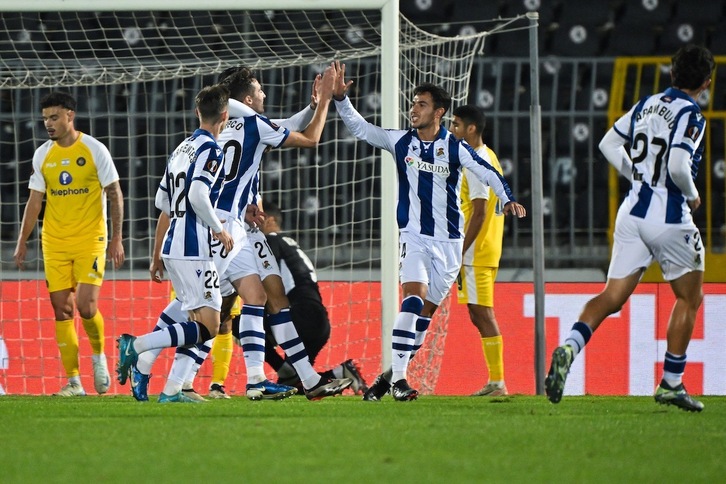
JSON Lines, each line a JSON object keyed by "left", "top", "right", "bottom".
{"left": 14, "top": 91, "right": 125, "bottom": 397}
{"left": 449, "top": 105, "right": 507, "bottom": 397}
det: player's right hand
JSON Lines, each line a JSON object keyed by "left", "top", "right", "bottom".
{"left": 213, "top": 228, "right": 234, "bottom": 253}
{"left": 13, "top": 242, "right": 26, "bottom": 270}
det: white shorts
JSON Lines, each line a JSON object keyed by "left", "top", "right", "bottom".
{"left": 399, "top": 231, "right": 462, "bottom": 306}
{"left": 608, "top": 205, "right": 705, "bottom": 281}
{"left": 212, "top": 218, "right": 246, "bottom": 279}
{"left": 163, "top": 258, "right": 222, "bottom": 312}
{"left": 220, "top": 228, "right": 281, "bottom": 297}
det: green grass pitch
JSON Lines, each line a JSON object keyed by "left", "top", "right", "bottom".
{"left": 1, "top": 394, "right": 724, "bottom": 483}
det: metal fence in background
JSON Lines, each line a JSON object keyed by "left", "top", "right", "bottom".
{"left": 2, "top": 56, "right": 724, "bottom": 279}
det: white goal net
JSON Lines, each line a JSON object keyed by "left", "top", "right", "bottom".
{"left": 0, "top": 2, "right": 488, "bottom": 395}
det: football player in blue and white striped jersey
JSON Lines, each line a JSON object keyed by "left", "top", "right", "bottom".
{"left": 115, "top": 85, "right": 234, "bottom": 403}
{"left": 332, "top": 61, "right": 526, "bottom": 401}
{"left": 213, "top": 64, "right": 353, "bottom": 400}
{"left": 546, "top": 45, "right": 715, "bottom": 412}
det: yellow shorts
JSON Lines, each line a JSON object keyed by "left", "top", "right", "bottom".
{"left": 456, "top": 265, "right": 498, "bottom": 307}
{"left": 44, "top": 246, "right": 106, "bottom": 293}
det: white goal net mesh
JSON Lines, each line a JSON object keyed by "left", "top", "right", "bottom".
{"left": 0, "top": 8, "right": 486, "bottom": 395}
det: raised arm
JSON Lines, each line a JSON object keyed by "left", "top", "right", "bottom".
{"left": 275, "top": 74, "right": 320, "bottom": 131}
{"left": 332, "top": 61, "right": 397, "bottom": 152}
{"left": 281, "top": 63, "right": 336, "bottom": 148}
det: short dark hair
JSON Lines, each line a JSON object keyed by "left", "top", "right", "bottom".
{"left": 671, "top": 44, "right": 715, "bottom": 90}
{"left": 219, "top": 66, "right": 257, "bottom": 101}
{"left": 452, "top": 104, "right": 486, "bottom": 137}
{"left": 413, "top": 82, "right": 451, "bottom": 114}
{"left": 263, "top": 200, "right": 283, "bottom": 225}
{"left": 40, "top": 92, "right": 76, "bottom": 111}
{"left": 195, "top": 84, "right": 230, "bottom": 124}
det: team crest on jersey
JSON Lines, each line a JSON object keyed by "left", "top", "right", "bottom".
{"left": 76, "top": 157, "right": 86, "bottom": 166}
{"left": 204, "top": 291, "right": 212, "bottom": 300}
{"left": 59, "top": 171, "right": 72, "bottom": 185}
{"left": 436, "top": 147, "right": 445, "bottom": 157}
{"left": 263, "top": 260, "right": 271, "bottom": 269}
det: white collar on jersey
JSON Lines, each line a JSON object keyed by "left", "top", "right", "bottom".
{"left": 228, "top": 98, "right": 257, "bottom": 118}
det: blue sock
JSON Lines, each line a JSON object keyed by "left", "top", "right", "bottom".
{"left": 662, "top": 352, "right": 686, "bottom": 387}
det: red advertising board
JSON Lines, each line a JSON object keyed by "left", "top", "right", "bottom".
{"left": 1, "top": 281, "right": 724, "bottom": 396}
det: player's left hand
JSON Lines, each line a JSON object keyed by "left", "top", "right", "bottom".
{"left": 503, "top": 201, "right": 527, "bottom": 218}
{"left": 332, "top": 60, "right": 353, "bottom": 100}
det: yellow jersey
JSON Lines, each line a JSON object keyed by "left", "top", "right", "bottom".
{"left": 460, "top": 145, "right": 504, "bottom": 268}
{"left": 29, "top": 132, "right": 119, "bottom": 253}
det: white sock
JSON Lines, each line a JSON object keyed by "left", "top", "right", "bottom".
{"left": 163, "top": 349, "right": 196, "bottom": 395}
{"left": 268, "top": 308, "right": 320, "bottom": 389}
{"left": 239, "top": 305, "right": 267, "bottom": 384}
{"left": 391, "top": 311, "right": 417, "bottom": 382}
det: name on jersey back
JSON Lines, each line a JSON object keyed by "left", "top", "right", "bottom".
{"left": 636, "top": 99, "right": 675, "bottom": 129}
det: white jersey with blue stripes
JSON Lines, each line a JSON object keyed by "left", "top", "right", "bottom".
{"left": 215, "top": 106, "right": 291, "bottom": 222}
{"left": 335, "top": 96, "right": 516, "bottom": 240}
{"left": 613, "top": 87, "right": 706, "bottom": 224}
{"left": 158, "top": 128, "right": 225, "bottom": 260}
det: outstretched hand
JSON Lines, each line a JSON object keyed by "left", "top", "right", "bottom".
{"left": 318, "top": 62, "right": 338, "bottom": 100}
{"left": 503, "top": 201, "right": 527, "bottom": 218}
{"left": 333, "top": 60, "right": 354, "bottom": 100}
{"left": 309, "top": 74, "right": 321, "bottom": 109}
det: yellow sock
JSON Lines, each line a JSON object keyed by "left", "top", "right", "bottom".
{"left": 482, "top": 335, "right": 504, "bottom": 382}
{"left": 211, "top": 332, "right": 234, "bottom": 385}
{"left": 81, "top": 311, "right": 105, "bottom": 355}
{"left": 56, "top": 319, "right": 80, "bottom": 378}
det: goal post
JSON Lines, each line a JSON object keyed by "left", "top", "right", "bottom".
{"left": 0, "top": 1, "right": 538, "bottom": 395}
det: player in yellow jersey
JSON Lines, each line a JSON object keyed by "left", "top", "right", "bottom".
{"left": 450, "top": 105, "right": 507, "bottom": 396}
{"left": 14, "top": 92, "right": 125, "bottom": 397}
